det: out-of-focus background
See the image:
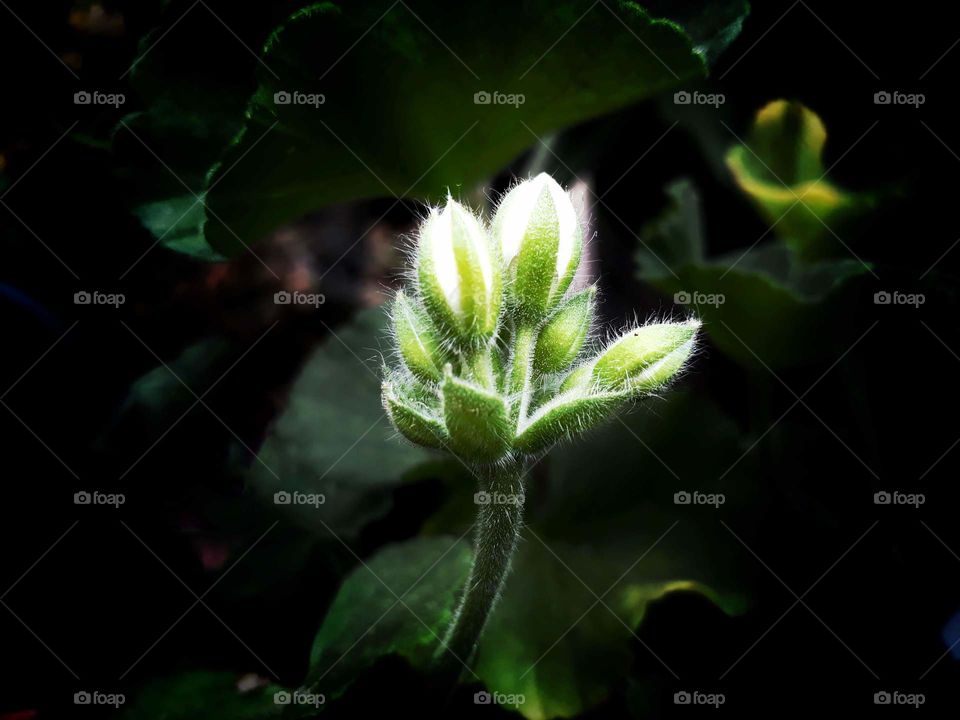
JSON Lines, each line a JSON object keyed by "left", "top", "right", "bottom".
{"left": 2, "top": 0, "right": 959, "bottom": 717}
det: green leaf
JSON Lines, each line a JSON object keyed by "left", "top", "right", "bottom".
{"left": 725, "top": 100, "right": 871, "bottom": 259}
{"left": 637, "top": 178, "right": 870, "bottom": 368}
{"left": 248, "top": 308, "right": 433, "bottom": 536}
{"left": 126, "top": 0, "right": 749, "bottom": 257}
{"left": 473, "top": 391, "right": 750, "bottom": 719}
{"left": 120, "top": 671, "right": 284, "bottom": 720}
{"left": 305, "top": 536, "right": 473, "bottom": 699}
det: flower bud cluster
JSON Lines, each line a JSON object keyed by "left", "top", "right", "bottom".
{"left": 383, "top": 173, "right": 700, "bottom": 463}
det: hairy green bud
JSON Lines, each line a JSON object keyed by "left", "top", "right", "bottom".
{"left": 534, "top": 286, "right": 595, "bottom": 374}
{"left": 592, "top": 320, "right": 700, "bottom": 393}
{"left": 393, "top": 290, "right": 444, "bottom": 382}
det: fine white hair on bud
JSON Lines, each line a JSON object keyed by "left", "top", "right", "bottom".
{"left": 491, "top": 172, "right": 583, "bottom": 322}
{"left": 383, "top": 178, "right": 700, "bottom": 465}
{"left": 417, "top": 197, "right": 501, "bottom": 347}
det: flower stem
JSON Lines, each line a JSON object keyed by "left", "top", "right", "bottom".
{"left": 434, "top": 459, "right": 526, "bottom": 677}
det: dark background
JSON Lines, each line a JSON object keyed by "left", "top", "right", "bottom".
{"left": 2, "top": 0, "right": 959, "bottom": 716}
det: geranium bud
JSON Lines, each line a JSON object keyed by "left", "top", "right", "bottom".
{"left": 592, "top": 320, "right": 700, "bottom": 393}
{"left": 534, "top": 286, "right": 595, "bottom": 374}
{"left": 491, "top": 173, "right": 582, "bottom": 322}
{"left": 417, "top": 198, "right": 501, "bottom": 346}
{"left": 393, "top": 290, "right": 444, "bottom": 382}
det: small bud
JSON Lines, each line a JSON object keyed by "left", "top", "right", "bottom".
{"left": 382, "top": 381, "right": 448, "bottom": 450}
{"left": 440, "top": 364, "right": 511, "bottom": 462}
{"left": 533, "top": 286, "right": 595, "bottom": 374}
{"left": 591, "top": 320, "right": 700, "bottom": 393}
{"left": 492, "top": 173, "right": 582, "bottom": 322}
{"left": 417, "top": 198, "right": 501, "bottom": 346}
{"left": 393, "top": 290, "right": 444, "bottom": 382}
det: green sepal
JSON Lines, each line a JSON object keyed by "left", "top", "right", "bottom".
{"left": 440, "top": 364, "right": 511, "bottom": 462}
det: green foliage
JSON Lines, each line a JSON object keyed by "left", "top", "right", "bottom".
{"left": 120, "top": 0, "right": 748, "bottom": 258}
{"left": 637, "top": 177, "right": 869, "bottom": 368}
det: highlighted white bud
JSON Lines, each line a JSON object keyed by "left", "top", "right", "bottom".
{"left": 491, "top": 173, "right": 583, "bottom": 321}
{"left": 417, "top": 198, "right": 501, "bottom": 346}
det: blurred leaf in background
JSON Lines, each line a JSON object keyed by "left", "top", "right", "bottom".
{"left": 119, "top": 0, "right": 749, "bottom": 258}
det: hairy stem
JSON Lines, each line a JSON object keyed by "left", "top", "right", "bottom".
{"left": 434, "top": 460, "right": 526, "bottom": 677}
